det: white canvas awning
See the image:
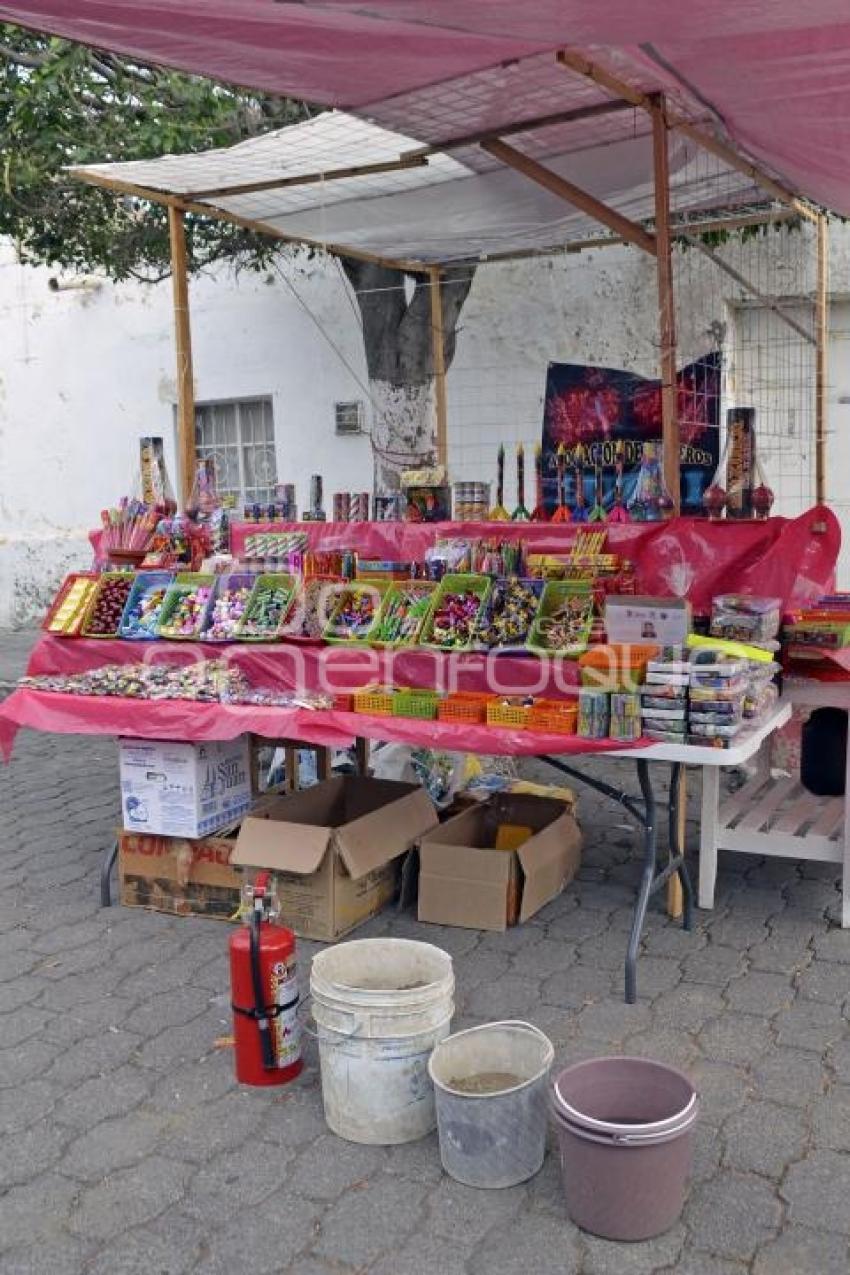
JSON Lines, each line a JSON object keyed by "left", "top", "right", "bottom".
{"left": 72, "top": 109, "right": 767, "bottom": 268}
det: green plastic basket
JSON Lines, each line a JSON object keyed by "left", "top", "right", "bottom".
{"left": 527, "top": 581, "right": 594, "bottom": 657}
{"left": 391, "top": 688, "right": 440, "bottom": 720}
{"left": 156, "top": 573, "right": 216, "bottom": 641}
{"left": 323, "top": 581, "right": 390, "bottom": 645}
{"left": 419, "top": 573, "right": 492, "bottom": 652}
{"left": 370, "top": 581, "right": 437, "bottom": 648}
{"left": 235, "top": 573, "right": 297, "bottom": 641}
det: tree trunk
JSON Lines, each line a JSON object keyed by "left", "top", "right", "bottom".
{"left": 341, "top": 260, "right": 474, "bottom": 491}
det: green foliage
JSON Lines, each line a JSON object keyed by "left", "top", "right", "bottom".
{"left": 0, "top": 24, "right": 308, "bottom": 280}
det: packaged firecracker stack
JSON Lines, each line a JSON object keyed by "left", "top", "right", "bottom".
{"left": 640, "top": 648, "right": 690, "bottom": 744}
{"left": 688, "top": 656, "right": 749, "bottom": 747}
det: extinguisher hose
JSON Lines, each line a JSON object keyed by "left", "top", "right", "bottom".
{"left": 250, "top": 907, "right": 276, "bottom": 1071}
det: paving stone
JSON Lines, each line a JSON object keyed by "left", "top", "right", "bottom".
{"left": 43, "top": 1027, "right": 142, "bottom": 1085}
{"left": 376, "top": 1130, "right": 444, "bottom": 1185}
{"left": 691, "top": 1121, "right": 723, "bottom": 1183}
{"left": 0, "top": 1235, "right": 92, "bottom": 1275}
{"left": 689, "top": 1061, "right": 751, "bottom": 1127}
{"left": 181, "top": 1138, "right": 297, "bottom": 1221}
{"left": 193, "top": 1194, "right": 325, "bottom": 1273}
{"left": 52, "top": 1064, "right": 153, "bottom": 1128}
{"left": 0, "top": 1171, "right": 79, "bottom": 1249}
{"left": 582, "top": 1223, "right": 685, "bottom": 1274}
{"left": 687, "top": 1174, "right": 782, "bottom": 1260}
{"left": 155, "top": 1090, "right": 266, "bottom": 1163}
{"left": 751, "top": 1225, "right": 850, "bottom": 1275}
{"left": 313, "top": 1175, "right": 430, "bottom": 1266}
{"left": 289, "top": 1134, "right": 386, "bottom": 1201}
{"left": 796, "top": 961, "right": 850, "bottom": 1005}
{"left": 827, "top": 1039, "right": 850, "bottom": 1083}
{"left": 466, "top": 974, "right": 543, "bottom": 1020}
{"left": 722, "top": 1099, "right": 807, "bottom": 1177}
{"left": 0, "top": 1078, "right": 58, "bottom": 1134}
{"left": 525, "top": 1151, "right": 566, "bottom": 1217}
{"left": 724, "top": 969, "right": 794, "bottom": 1015}
{"left": 750, "top": 935, "right": 813, "bottom": 975}
{"left": 370, "top": 1231, "right": 473, "bottom": 1275}
{"left": 697, "top": 1015, "right": 773, "bottom": 1067}
{"left": 427, "top": 1176, "right": 527, "bottom": 1244}
{"left": 576, "top": 998, "right": 652, "bottom": 1042}
{"left": 625, "top": 1026, "right": 700, "bottom": 1070}
{"left": 467, "top": 1212, "right": 580, "bottom": 1275}
{"left": 0, "top": 1034, "right": 64, "bottom": 1088}
{"left": 510, "top": 938, "right": 576, "bottom": 977}
{"left": 783, "top": 1150, "right": 850, "bottom": 1233}
{"left": 812, "top": 928, "right": 850, "bottom": 964}
{"left": 68, "top": 1155, "right": 193, "bottom": 1242}
{"left": 83, "top": 1208, "right": 207, "bottom": 1275}
{"left": 774, "top": 999, "right": 846, "bottom": 1052}
{"left": 661, "top": 1256, "right": 747, "bottom": 1275}
{"left": 811, "top": 1085, "right": 850, "bottom": 1152}
{"left": 60, "top": 1108, "right": 168, "bottom": 1181}
{"left": 653, "top": 985, "right": 726, "bottom": 1032}
{"left": 541, "top": 964, "right": 617, "bottom": 1009}
{"left": 0, "top": 1120, "right": 69, "bottom": 1189}
{"left": 752, "top": 1047, "right": 826, "bottom": 1106}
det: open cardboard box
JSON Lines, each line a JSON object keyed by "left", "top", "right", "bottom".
{"left": 117, "top": 801, "right": 273, "bottom": 920}
{"left": 418, "top": 792, "right": 582, "bottom": 931}
{"left": 232, "top": 775, "right": 438, "bottom": 940}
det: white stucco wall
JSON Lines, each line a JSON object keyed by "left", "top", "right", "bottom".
{"left": 0, "top": 245, "right": 374, "bottom": 626}
{"left": 2, "top": 219, "right": 848, "bottom": 627}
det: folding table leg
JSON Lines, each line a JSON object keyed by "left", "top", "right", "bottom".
{"left": 100, "top": 838, "right": 119, "bottom": 907}
{"left": 699, "top": 766, "right": 721, "bottom": 910}
{"left": 625, "top": 760, "right": 657, "bottom": 1004}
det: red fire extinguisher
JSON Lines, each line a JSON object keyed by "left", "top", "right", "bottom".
{"left": 229, "top": 872, "right": 303, "bottom": 1086}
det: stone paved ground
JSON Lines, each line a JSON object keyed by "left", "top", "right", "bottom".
{"left": 1, "top": 631, "right": 850, "bottom": 1273}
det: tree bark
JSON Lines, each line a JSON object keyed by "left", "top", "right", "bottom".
{"left": 341, "top": 260, "right": 474, "bottom": 490}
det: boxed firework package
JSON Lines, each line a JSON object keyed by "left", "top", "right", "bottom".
{"left": 119, "top": 737, "right": 252, "bottom": 839}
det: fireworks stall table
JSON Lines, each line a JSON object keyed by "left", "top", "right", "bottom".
{"left": 0, "top": 666, "right": 790, "bottom": 1000}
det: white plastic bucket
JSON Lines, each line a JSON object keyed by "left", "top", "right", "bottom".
{"left": 310, "top": 938, "right": 454, "bottom": 1145}
{"left": 428, "top": 1021, "right": 555, "bottom": 1188}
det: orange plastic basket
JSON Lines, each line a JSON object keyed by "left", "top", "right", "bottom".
{"left": 438, "top": 692, "right": 491, "bottom": 725}
{"left": 528, "top": 699, "right": 579, "bottom": 735}
{"left": 487, "top": 698, "right": 533, "bottom": 730}
{"left": 353, "top": 686, "right": 394, "bottom": 716}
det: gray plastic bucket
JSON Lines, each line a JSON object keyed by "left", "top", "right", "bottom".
{"left": 428, "top": 1021, "right": 554, "bottom": 1188}
{"left": 552, "top": 1056, "right": 698, "bottom": 1241}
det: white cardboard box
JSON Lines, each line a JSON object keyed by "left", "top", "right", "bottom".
{"left": 119, "top": 737, "right": 252, "bottom": 839}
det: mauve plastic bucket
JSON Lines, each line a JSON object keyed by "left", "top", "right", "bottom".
{"left": 551, "top": 1056, "right": 698, "bottom": 1241}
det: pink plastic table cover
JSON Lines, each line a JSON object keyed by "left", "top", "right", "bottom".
{"left": 0, "top": 689, "right": 640, "bottom": 762}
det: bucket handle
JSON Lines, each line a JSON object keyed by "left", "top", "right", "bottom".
{"left": 297, "top": 994, "right": 363, "bottom": 1043}
{"left": 553, "top": 1081, "right": 698, "bottom": 1138}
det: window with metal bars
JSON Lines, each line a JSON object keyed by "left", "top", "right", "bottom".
{"left": 194, "top": 398, "right": 278, "bottom": 505}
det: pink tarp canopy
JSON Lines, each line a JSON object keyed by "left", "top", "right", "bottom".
{"left": 3, "top": 2, "right": 850, "bottom": 213}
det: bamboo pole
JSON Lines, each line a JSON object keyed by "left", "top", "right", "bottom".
{"left": 651, "top": 96, "right": 680, "bottom": 509}
{"left": 816, "top": 214, "right": 829, "bottom": 504}
{"left": 168, "top": 206, "right": 196, "bottom": 508}
{"left": 667, "top": 766, "right": 686, "bottom": 920}
{"left": 429, "top": 267, "right": 449, "bottom": 469}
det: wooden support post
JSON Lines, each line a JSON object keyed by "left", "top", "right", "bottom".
{"left": 667, "top": 767, "right": 686, "bottom": 919}
{"left": 480, "top": 138, "right": 656, "bottom": 256}
{"left": 168, "top": 206, "right": 196, "bottom": 508}
{"left": 816, "top": 214, "right": 829, "bottom": 504}
{"left": 430, "top": 267, "right": 449, "bottom": 469}
{"left": 651, "top": 97, "right": 680, "bottom": 511}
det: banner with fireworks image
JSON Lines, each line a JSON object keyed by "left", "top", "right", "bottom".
{"left": 541, "top": 354, "right": 721, "bottom": 517}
